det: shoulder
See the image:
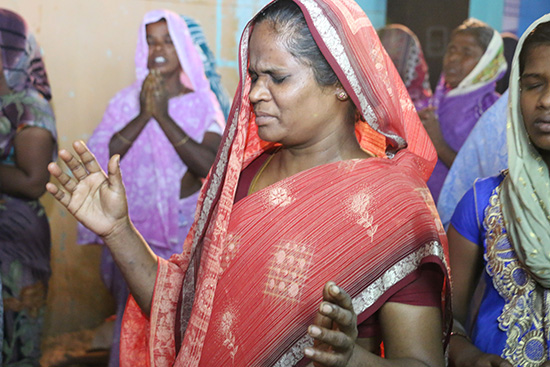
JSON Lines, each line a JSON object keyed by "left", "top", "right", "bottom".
{"left": 451, "top": 173, "right": 504, "bottom": 244}
{"left": 106, "top": 83, "right": 140, "bottom": 108}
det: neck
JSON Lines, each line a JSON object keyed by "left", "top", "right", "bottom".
{"left": 275, "top": 125, "right": 370, "bottom": 178}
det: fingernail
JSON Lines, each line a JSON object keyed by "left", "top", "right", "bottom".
{"left": 330, "top": 284, "right": 340, "bottom": 295}
{"left": 309, "top": 325, "right": 321, "bottom": 336}
{"left": 304, "top": 348, "right": 314, "bottom": 357}
{"left": 321, "top": 303, "right": 332, "bottom": 314}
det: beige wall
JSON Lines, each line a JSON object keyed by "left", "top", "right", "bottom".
{"left": 0, "top": 0, "right": 266, "bottom": 336}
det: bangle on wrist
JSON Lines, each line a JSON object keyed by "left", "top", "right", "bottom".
{"left": 116, "top": 132, "right": 133, "bottom": 145}
{"left": 450, "top": 331, "right": 471, "bottom": 342}
{"left": 173, "top": 135, "right": 190, "bottom": 147}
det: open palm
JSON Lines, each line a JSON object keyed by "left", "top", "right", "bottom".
{"left": 46, "top": 141, "right": 129, "bottom": 238}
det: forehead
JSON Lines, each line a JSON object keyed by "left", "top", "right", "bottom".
{"left": 146, "top": 20, "right": 169, "bottom": 36}
{"left": 249, "top": 22, "right": 292, "bottom": 62}
{"left": 522, "top": 44, "right": 550, "bottom": 74}
{"left": 450, "top": 32, "right": 482, "bottom": 49}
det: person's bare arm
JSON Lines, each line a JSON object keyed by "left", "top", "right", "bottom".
{"left": 418, "top": 107, "right": 456, "bottom": 168}
{"left": 0, "top": 127, "right": 54, "bottom": 199}
{"left": 151, "top": 71, "right": 222, "bottom": 178}
{"left": 305, "top": 282, "right": 445, "bottom": 367}
{"left": 46, "top": 141, "right": 157, "bottom": 314}
{"left": 108, "top": 74, "right": 154, "bottom": 159}
{"left": 447, "top": 224, "right": 512, "bottom": 367}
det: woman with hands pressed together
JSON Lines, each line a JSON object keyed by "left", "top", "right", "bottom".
{"left": 0, "top": 9, "right": 57, "bottom": 366}
{"left": 417, "top": 19, "right": 507, "bottom": 203}
{"left": 77, "top": 9, "right": 225, "bottom": 367}
{"left": 48, "top": 0, "right": 450, "bottom": 365}
{"left": 448, "top": 15, "right": 550, "bottom": 367}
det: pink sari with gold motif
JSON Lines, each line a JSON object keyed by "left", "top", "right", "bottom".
{"left": 120, "top": 0, "right": 450, "bottom": 365}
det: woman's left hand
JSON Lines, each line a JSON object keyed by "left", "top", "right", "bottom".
{"left": 304, "top": 281, "right": 358, "bottom": 367}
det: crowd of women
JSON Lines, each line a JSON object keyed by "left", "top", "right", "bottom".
{"left": 1, "top": 0, "right": 549, "bottom": 366}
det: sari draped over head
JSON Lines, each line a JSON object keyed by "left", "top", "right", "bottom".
{"left": 378, "top": 24, "right": 432, "bottom": 110}
{"left": 449, "top": 15, "right": 550, "bottom": 364}
{"left": 120, "top": 0, "right": 450, "bottom": 366}
{"left": 426, "top": 28, "right": 507, "bottom": 203}
{"left": 0, "top": 8, "right": 56, "bottom": 365}
{"left": 78, "top": 9, "right": 225, "bottom": 252}
{"left": 501, "top": 14, "right": 550, "bottom": 288}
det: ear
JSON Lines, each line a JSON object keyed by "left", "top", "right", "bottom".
{"left": 335, "top": 87, "right": 349, "bottom": 101}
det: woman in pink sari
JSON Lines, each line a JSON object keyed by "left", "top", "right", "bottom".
{"left": 77, "top": 9, "right": 225, "bottom": 367}
{"left": 47, "top": 0, "right": 450, "bottom": 365}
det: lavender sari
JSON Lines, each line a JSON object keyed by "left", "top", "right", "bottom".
{"left": 423, "top": 30, "right": 506, "bottom": 202}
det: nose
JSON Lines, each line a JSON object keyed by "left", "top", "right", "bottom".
{"left": 149, "top": 42, "right": 164, "bottom": 52}
{"left": 539, "top": 86, "right": 550, "bottom": 109}
{"left": 248, "top": 77, "right": 270, "bottom": 104}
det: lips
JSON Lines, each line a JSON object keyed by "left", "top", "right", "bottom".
{"left": 534, "top": 118, "right": 550, "bottom": 133}
{"left": 254, "top": 111, "right": 275, "bottom": 126}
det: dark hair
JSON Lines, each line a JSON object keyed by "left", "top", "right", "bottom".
{"left": 452, "top": 18, "right": 494, "bottom": 52}
{"left": 254, "top": 0, "right": 339, "bottom": 87}
{"left": 519, "top": 21, "right": 550, "bottom": 75}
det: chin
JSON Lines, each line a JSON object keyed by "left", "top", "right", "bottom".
{"left": 256, "top": 126, "right": 278, "bottom": 143}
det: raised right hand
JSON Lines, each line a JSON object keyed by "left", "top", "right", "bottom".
{"left": 46, "top": 140, "right": 130, "bottom": 239}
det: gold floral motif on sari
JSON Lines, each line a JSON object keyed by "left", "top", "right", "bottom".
{"left": 266, "top": 185, "right": 294, "bottom": 208}
{"left": 264, "top": 241, "right": 314, "bottom": 302}
{"left": 484, "top": 183, "right": 549, "bottom": 366}
{"left": 221, "top": 309, "right": 239, "bottom": 363}
{"left": 347, "top": 187, "right": 378, "bottom": 241}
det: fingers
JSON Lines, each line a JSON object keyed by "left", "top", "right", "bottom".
{"left": 59, "top": 150, "right": 88, "bottom": 181}
{"left": 72, "top": 141, "right": 104, "bottom": 175}
{"left": 326, "top": 282, "right": 354, "bottom": 312}
{"left": 308, "top": 323, "right": 353, "bottom": 350}
{"left": 304, "top": 343, "right": 351, "bottom": 367}
{"left": 318, "top": 302, "right": 356, "bottom": 337}
{"left": 320, "top": 282, "right": 356, "bottom": 336}
{"left": 152, "top": 74, "right": 165, "bottom": 98}
{"left": 45, "top": 177, "right": 72, "bottom": 208}
{"left": 107, "top": 154, "right": 124, "bottom": 193}
{"left": 304, "top": 282, "right": 358, "bottom": 367}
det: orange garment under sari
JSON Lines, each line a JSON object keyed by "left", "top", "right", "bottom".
{"left": 120, "top": 0, "right": 450, "bottom": 365}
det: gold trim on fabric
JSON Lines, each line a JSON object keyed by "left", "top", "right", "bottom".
{"left": 273, "top": 240, "right": 446, "bottom": 366}
{"left": 483, "top": 184, "right": 548, "bottom": 366}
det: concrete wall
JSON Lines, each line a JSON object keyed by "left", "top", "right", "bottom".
{"left": 0, "top": 0, "right": 263, "bottom": 337}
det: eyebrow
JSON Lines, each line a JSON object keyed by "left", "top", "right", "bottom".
{"left": 146, "top": 33, "right": 171, "bottom": 40}
{"left": 521, "top": 73, "right": 543, "bottom": 79}
{"left": 248, "top": 66, "right": 286, "bottom": 75}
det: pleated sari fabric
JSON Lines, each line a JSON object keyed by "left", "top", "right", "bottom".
{"left": 120, "top": 0, "right": 450, "bottom": 365}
